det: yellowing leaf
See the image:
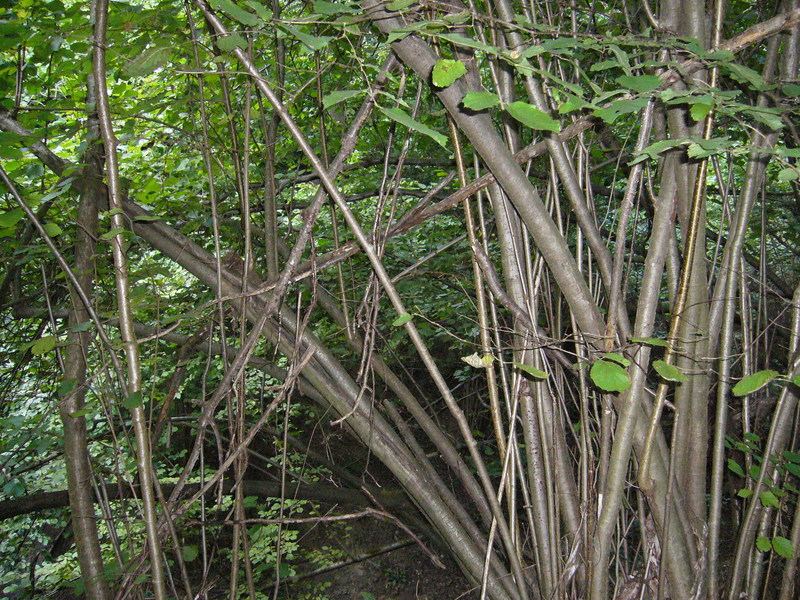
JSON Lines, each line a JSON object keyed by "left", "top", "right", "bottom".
{"left": 31, "top": 335, "right": 57, "bottom": 355}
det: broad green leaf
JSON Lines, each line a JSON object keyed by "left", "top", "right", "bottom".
{"left": 68, "top": 408, "right": 92, "bottom": 418}
{"left": 122, "top": 390, "right": 144, "bottom": 410}
{"left": 784, "top": 451, "right": 800, "bottom": 464}
{"left": 558, "top": 94, "right": 593, "bottom": 114}
{"left": 727, "top": 458, "right": 745, "bottom": 477}
{"left": 777, "top": 168, "right": 799, "bottom": 182}
{"left": 123, "top": 46, "right": 172, "bottom": 78}
{"left": 759, "top": 490, "right": 780, "bottom": 508}
{"left": 437, "top": 33, "right": 497, "bottom": 55}
{"left": 590, "top": 359, "right": 631, "bottom": 392}
{"left": 603, "top": 353, "right": 630, "bottom": 367}
{"left": 217, "top": 34, "right": 247, "bottom": 51}
{"left": 690, "top": 102, "right": 712, "bottom": 121}
{"left": 772, "top": 536, "right": 794, "bottom": 559}
{"left": 244, "top": 1, "right": 273, "bottom": 21}
{"left": 432, "top": 59, "right": 466, "bottom": 88}
{"left": 313, "top": 0, "right": 358, "bottom": 15}
{"left": 462, "top": 91, "right": 499, "bottom": 111}
{"left": 593, "top": 97, "right": 649, "bottom": 124}
{"left": 514, "top": 362, "right": 549, "bottom": 379}
{"left": 42, "top": 223, "right": 62, "bottom": 237}
{"left": 386, "top": 0, "right": 414, "bottom": 10}
{"left": 737, "top": 488, "right": 752, "bottom": 498}
{"left": 630, "top": 336, "right": 670, "bottom": 348}
{"left": 653, "top": 360, "right": 688, "bottom": 382}
{"left": 132, "top": 215, "right": 162, "bottom": 222}
{"left": 211, "top": 0, "right": 261, "bottom": 27}
{"left": 31, "top": 336, "right": 57, "bottom": 355}
{"left": 724, "top": 62, "right": 767, "bottom": 90}
{"left": 323, "top": 89, "right": 362, "bottom": 110}
{"left": 630, "top": 138, "right": 686, "bottom": 164}
{"left": 378, "top": 107, "right": 448, "bottom": 148}
{"left": 793, "top": 374, "right": 800, "bottom": 387}
{"left": 756, "top": 536, "right": 771, "bottom": 552}
{"left": 281, "top": 24, "right": 333, "bottom": 52}
{"left": 392, "top": 313, "right": 413, "bottom": 326}
{"left": 0, "top": 209, "right": 24, "bottom": 228}
{"left": 733, "top": 370, "right": 778, "bottom": 396}
{"left": 783, "top": 83, "right": 800, "bottom": 97}
{"left": 100, "top": 227, "right": 126, "bottom": 240}
{"left": 58, "top": 378, "right": 77, "bottom": 397}
{"left": 182, "top": 545, "right": 199, "bottom": 562}
{"left": 746, "top": 105, "right": 784, "bottom": 131}
{"left": 505, "top": 101, "right": 559, "bottom": 132}
{"left": 71, "top": 321, "right": 93, "bottom": 332}
{"left": 616, "top": 74, "right": 661, "bottom": 93}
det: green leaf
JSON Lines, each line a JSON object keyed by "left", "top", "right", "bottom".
{"left": 462, "top": 91, "right": 499, "bottom": 111}
{"left": 71, "top": 321, "right": 93, "bottom": 332}
{"left": 392, "top": 313, "right": 413, "bottom": 327}
{"left": 437, "top": 33, "right": 498, "bottom": 55}
{"left": 514, "top": 362, "right": 549, "bottom": 379}
{"left": 217, "top": 34, "right": 248, "bottom": 52}
{"left": 68, "top": 408, "right": 92, "bottom": 418}
{"left": 378, "top": 107, "right": 448, "bottom": 148}
{"left": 281, "top": 24, "right": 333, "bottom": 52}
{"left": 322, "top": 89, "right": 362, "bottom": 110}
{"left": 783, "top": 451, "right": 800, "bottom": 464}
{"left": 505, "top": 102, "right": 559, "bottom": 133}
{"left": 772, "top": 536, "right": 795, "bottom": 559}
{"left": 737, "top": 488, "right": 752, "bottom": 498}
{"left": 630, "top": 336, "right": 670, "bottom": 348}
{"left": 793, "top": 375, "right": 800, "bottom": 387}
{"left": 759, "top": 490, "right": 780, "bottom": 508}
{"left": 313, "top": 0, "right": 358, "bottom": 15}
{"left": 210, "top": 0, "right": 261, "bottom": 27}
{"left": 431, "top": 59, "right": 466, "bottom": 88}
{"left": 690, "top": 102, "right": 712, "bottom": 122}
{"left": 132, "top": 214, "right": 162, "bottom": 222}
{"left": 603, "top": 353, "right": 630, "bottom": 367}
{"left": 386, "top": 0, "right": 414, "bottom": 10}
{"left": 58, "top": 378, "right": 77, "bottom": 397}
{"left": 724, "top": 63, "right": 767, "bottom": 91}
{"left": 123, "top": 46, "right": 172, "bottom": 78}
{"left": 727, "top": 458, "right": 745, "bottom": 477}
{"left": 0, "top": 209, "right": 24, "bottom": 228}
{"left": 31, "top": 336, "right": 57, "bottom": 355}
{"left": 733, "top": 370, "right": 779, "bottom": 396}
{"left": 615, "top": 74, "right": 661, "bottom": 93}
{"left": 42, "top": 222, "right": 62, "bottom": 237}
{"left": 630, "top": 138, "right": 687, "bottom": 164}
{"left": 100, "top": 227, "right": 126, "bottom": 240}
{"left": 777, "top": 168, "right": 799, "bottom": 183}
{"left": 122, "top": 391, "right": 144, "bottom": 410}
{"left": 590, "top": 360, "right": 631, "bottom": 392}
{"left": 653, "top": 360, "right": 688, "bottom": 382}
{"left": 756, "top": 536, "right": 771, "bottom": 552}
{"left": 182, "top": 545, "right": 199, "bottom": 562}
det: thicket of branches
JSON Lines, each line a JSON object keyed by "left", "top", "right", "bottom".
{"left": 1, "top": 1, "right": 799, "bottom": 599}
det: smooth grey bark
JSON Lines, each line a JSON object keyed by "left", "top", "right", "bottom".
{"left": 58, "top": 133, "right": 112, "bottom": 600}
